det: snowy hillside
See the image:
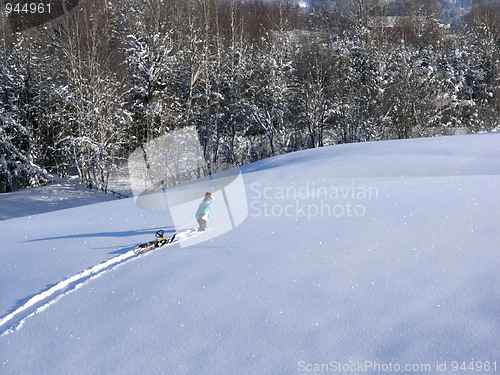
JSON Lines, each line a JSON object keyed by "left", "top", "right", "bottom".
{"left": 1, "top": 134, "right": 499, "bottom": 375}
{"left": 0, "top": 180, "right": 119, "bottom": 221}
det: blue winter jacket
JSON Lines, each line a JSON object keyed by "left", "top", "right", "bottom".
{"left": 196, "top": 198, "right": 214, "bottom": 219}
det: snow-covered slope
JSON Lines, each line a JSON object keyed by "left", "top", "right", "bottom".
{"left": 1, "top": 134, "right": 499, "bottom": 375}
{"left": 0, "top": 181, "right": 118, "bottom": 221}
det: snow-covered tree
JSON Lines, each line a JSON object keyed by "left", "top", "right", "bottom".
{"left": 124, "top": 30, "right": 183, "bottom": 143}
{"left": 0, "top": 38, "right": 49, "bottom": 192}
{"left": 50, "top": 5, "right": 132, "bottom": 189}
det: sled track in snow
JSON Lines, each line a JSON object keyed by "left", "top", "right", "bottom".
{"left": 0, "top": 250, "right": 138, "bottom": 336}
{"left": 0, "top": 228, "right": 202, "bottom": 336}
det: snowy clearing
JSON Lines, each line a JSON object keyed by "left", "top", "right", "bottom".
{"left": 1, "top": 134, "right": 499, "bottom": 375}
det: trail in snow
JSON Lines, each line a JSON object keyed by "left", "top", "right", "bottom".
{"left": 0, "top": 228, "right": 201, "bottom": 336}
{"left": 0, "top": 250, "right": 138, "bottom": 336}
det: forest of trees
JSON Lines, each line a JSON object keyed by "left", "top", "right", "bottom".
{"left": 0, "top": 0, "right": 498, "bottom": 193}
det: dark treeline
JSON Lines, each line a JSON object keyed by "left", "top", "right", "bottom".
{"left": 0, "top": 0, "right": 498, "bottom": 192}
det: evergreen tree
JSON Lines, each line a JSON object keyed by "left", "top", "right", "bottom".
{"left": 0, "top": 38, "right": 48, "bottom": 192}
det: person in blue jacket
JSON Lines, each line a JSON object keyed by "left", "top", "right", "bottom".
{"left": 195, "top": 192, "right": 214, "bottom": 231}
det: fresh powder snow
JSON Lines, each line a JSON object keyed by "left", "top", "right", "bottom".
{"left": 0, "top": 133, "right": 499, "bottom": 374}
